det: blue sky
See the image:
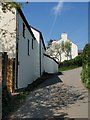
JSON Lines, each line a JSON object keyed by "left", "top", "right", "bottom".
{"left": 22, "top": 2, "right": 88, "bottom": 50}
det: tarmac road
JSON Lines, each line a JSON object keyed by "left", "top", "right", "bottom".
{"left": 10, "top": 67, "right": 88, "bottom": 119}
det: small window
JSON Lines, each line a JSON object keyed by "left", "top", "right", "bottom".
{"left": 32, "top": 39, "right": 34, "bottom": 49}
{"left": 28, "top": 39, "right": 30, "bottom": 56}
{"left": 23, "top": 23, "right": 25, "bottom": 38}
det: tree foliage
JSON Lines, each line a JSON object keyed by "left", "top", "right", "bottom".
{"left": 46, "top": 40, "right": 72, "bottom": 62}
{"left": 64, "top": 41, "right": 72, "bottom": 60}
{"left": 81, "top": 44, "right": 90, "bottom": 89}
{"left": 48, "top": 39, "right": 54, "bottom": 47}
{"left": 59, "top": 54, "right": 83, "bottom": 68}
{"left": 1, "top": 2, "right": 21, "bottom": 13}
{"left": 0, "top": 2, "right": 26, "bottom": 57}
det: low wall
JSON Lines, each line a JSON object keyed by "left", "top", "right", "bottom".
{"left": 44, "top": 54, "right": 58, "bottom": 73}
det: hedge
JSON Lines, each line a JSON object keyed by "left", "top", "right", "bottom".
{"left": 59, "top": 54, "right": 83, "bottom": 68}
{"left": 81, "top": 44, "right": 90, "bottom": 89}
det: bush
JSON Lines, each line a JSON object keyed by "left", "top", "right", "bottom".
{"left": 81, "top": 44, "right": 90, "bottom": 89}
{"left": 59, "top": 54, "right": 83, "bottom": 69}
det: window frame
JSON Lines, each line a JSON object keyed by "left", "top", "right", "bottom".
{"left": 23, "top": 23, "right": 25, "bottom": 38}
{"left": 28, "top": 39, "right": 30, "bottom": 56}
{"left": 32, "top": 38, "right": 34, "bottom": 49}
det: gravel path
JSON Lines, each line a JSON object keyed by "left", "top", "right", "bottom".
{"left": 10, "top": 67, "right": 88, "bottom": 119}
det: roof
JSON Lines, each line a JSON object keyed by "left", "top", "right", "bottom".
{"left": 30, "top": 26, "right": 46, "bottom": 50}
{"left": 17, "top": 8, "right": 35, "bottom": 40}
{"left": 44, "top": 53, "right": 59, "bottom": 64}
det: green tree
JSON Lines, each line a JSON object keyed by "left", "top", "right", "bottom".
{"left": 54, "top": 42, "right": 62, "bottom": 62}
{"left": 47, "top": 39, "right": 54, "bottom": 47}
{"left": 0, "top": 2, "right": 28, "bottom": 57}
{"left": 64, "top": 41, "right": 72, "bottom": 60}
{"left": 61, "top": 41, "right": 65, "bottom": 52}
{"left": 46, "top": 40, "right": 72, "bottom": 62}
{"left": 81, "top": 44, "right": 90, "bottom": 89}
{"left": 1, "top": 2, "right": 21, "bottom": 13}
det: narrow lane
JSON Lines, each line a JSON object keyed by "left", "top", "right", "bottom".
{"left": 10, "top": 67, "right": 88, "bottom": 119}
{"left": 60, "top": 67, "right": 88, "bottom": 118}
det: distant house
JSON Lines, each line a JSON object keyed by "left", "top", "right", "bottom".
{"left": 46, "top": 32, "right": 78, "bottom": 62}
{"left": 0, "top": 6, "right": 58, "bottom": 89}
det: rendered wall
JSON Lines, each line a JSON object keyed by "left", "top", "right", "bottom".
{"left": 30, "top": 28, "right": 40, "bottom": 80}
{"left": 40, "top": 39, "right": 45, "bottom": 75}
{"left": 17, "top": 11, "right": 40, "bottom": 89}
{"left": 71, "top": 43, "right": 78, "bottom": 59}
{"left": 0, "top": 6, "right": 59, "bottom": 89}
{"left": 0, "top": 5, "right": 16, "bottom": 58}
{"left": 44, "top": 55, "right": 58, "bottom": 73}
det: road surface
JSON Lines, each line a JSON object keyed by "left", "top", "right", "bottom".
{"left": 10, "top": 67, "right": 88, "bottom": 119}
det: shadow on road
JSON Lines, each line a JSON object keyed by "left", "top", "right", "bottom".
{"left": 10, "top": 72, "right": 88, "bottom": 119}
{"left": 38, "top": 75, "right": 63, "bottom": 89}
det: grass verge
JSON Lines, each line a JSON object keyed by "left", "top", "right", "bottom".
{"left": 58, "top": 65, "right": 80, "bottom": 72}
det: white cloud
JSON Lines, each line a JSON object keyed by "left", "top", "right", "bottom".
{"left": 49, "top": 1, "right": 64, "bottom": 38}
{"left": 52, "top": 0, "right": 64, "bottom": 16}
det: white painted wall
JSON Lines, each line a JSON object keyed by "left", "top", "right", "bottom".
{"left": 0, "top": 6, "right": 59, "bottom": 89}
{"left": 30, "top": 27, "right": 40, "bottom": 79}
{"left": 31, "top": 28, "right": 46, "bottom": 76}
{"left": 59, "top": 42, "right": 78, "bottom": 62}
{"left": 31, "top": 28, "right": 40, "bottom": 43}
{"left": 71, "top": 43, "right": 78, "bottom": 58}
{"left": 58, "top": 36, "right": 78, "bottom": 61}
{"left": 44, "top": 55, "right": 58, "bottom": 73}
{"left": 40, "top": 39, "right": 46, "bottom": 75}
{"left": 46, "top": 33, "right": 78, "bottom": 62}
{"left": 17, "top": 11, "right": 40, "bottom": 89}
{"left": 0, "top": 5, "right": 16, "bottom": 58}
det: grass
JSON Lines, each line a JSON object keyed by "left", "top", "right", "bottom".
{"left": 2, "top": 72, "right": 54, "bottom": 119}
{"left": 58, "top": 65, "right": 81, "bottom": 72}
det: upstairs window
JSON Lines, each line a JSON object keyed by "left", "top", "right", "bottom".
{"left": 28, "top": 39, "right": 30, "bottom": 56}
{"left": 23, "top": 23, "right": 25, "bottom": 38}
{"left": 32, "top": 39, "right": 34, "bottom": 49}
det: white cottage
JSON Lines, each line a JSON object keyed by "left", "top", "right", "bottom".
{"left": 58, "top": 33, "right": 78, "bottom": 61}
{"left": 30, "top": 26, "right": 46, "bottom": 76}
{"left": 46, "top": 32, "right": 78, "bottom": 62}
{"left": 0, "top": 6, "right": 58, "bottom": 89}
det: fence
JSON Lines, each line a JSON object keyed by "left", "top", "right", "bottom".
{"left": 2, "top": 52, "right": 15, "bottom": 93}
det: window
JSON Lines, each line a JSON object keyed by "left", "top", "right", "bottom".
{"left": 23, "top": 23, "right": 25, "bottom": 38}
{"left": 28, "top": 39, "right": 30, "bottom": 56}
{"left": 32, "top": 39, "right": 34, "bottom": 49}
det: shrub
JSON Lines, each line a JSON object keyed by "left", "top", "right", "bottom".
{"left": 59, "top": 53, "right": 83, "bottom": 69}
{"left": 81, "top": 44, "right": 90, "bottom": 89}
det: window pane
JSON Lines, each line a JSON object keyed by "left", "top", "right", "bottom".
{"left": 28, "top": 39, "right": 30, "bottom": 56}
{"left": 23, "top": 23, "right": 25, "bottom": 38}
{"left": 32, "top": 39, "right": 33, "bottom": 49}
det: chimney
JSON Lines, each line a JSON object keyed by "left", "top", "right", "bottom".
{"left": 61, "top": 32, "right": 67, "bottom": 41}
